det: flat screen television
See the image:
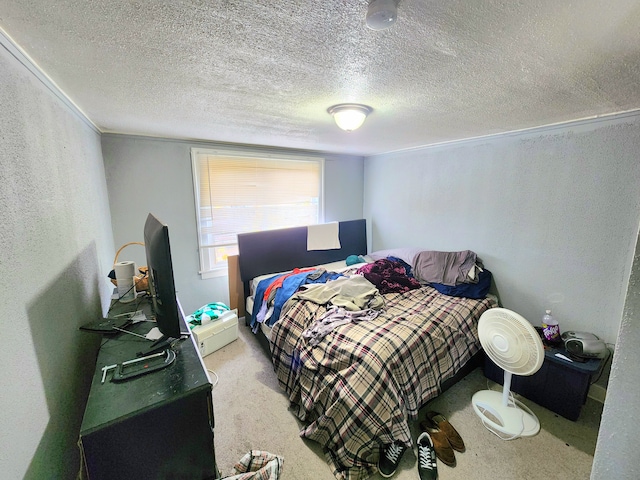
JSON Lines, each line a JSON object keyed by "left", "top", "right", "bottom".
{"left": 139, "top": 213, "right": 186, "bottom": 356}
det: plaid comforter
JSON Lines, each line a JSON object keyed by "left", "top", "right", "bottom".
{"left": 270, "top": 285, "right": 498, "bottom": 480}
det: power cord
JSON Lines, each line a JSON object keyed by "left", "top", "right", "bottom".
{"left": 100, "top": 293, "right": 151, "bottom": 348}
{"left": 590, "top": 344, "right": 613, "bottom": 385}
{"left": 114, "top": 270, "right": 149, "bottom": 303}
{"left": 481, "top": 379, "right": 529, "bottom": 440}
{"left": 207, "top": 369, "right": 219, "bottom": 388}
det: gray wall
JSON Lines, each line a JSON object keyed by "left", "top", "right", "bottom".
{"left": 102, "top": 134, "right": 364, "bottom": 315}
{"left": 592, "top": 229, "right": 640, "bottom": 478}
{"left": 364, "top": 114, "right": 640, "bottom": 479}
{"left": 0, "top": 44, "right": 115, "bottom": 478}
{"left": 364, "top": 114, "right": 640, "bottom": 345}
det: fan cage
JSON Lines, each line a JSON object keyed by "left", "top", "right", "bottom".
{"left": 478, "top": 308, "right": 544, "bottom": 376}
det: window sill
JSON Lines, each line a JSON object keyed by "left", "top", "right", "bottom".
{"left": 200, "top": 268, "right": 227, "bottom": 280}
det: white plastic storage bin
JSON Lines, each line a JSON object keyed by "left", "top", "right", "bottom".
{"left": 192, "top": 309, "right": 238, "bottom": 358}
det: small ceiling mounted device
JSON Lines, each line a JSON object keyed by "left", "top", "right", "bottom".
{"left": 328, "top": 104, "right": 373, "bottom": 132}
{"left": 366, "top": 0, "right": 398, "bottom": 30}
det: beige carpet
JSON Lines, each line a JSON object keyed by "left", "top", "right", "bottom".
{"left": 203, "top": 324, "right": 602, "bottom": 480}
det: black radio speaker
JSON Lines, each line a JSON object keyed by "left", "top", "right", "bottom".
{"left": 561, "top": 331, "right": 607, "bottom": 359}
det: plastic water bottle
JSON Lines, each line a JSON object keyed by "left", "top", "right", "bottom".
{"left": 542, "top": 309, "right": 561, "bottom": 343}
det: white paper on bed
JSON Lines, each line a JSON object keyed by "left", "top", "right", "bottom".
{"left": 307, "top": 222, "right": 341, "bottom": 250}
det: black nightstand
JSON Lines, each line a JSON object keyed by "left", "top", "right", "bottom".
{"left": 483, "top": 345, "right": 603, "bottom": 421}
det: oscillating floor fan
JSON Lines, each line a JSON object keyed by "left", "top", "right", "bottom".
{"left": 472, "top": 308, "right": 545, "bottom": 440}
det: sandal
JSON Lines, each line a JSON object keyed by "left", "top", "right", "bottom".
{"left": 426, "top": 411, "right": 465, "bottom": 453}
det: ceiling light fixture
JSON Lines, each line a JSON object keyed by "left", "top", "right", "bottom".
{"left": 327, "top": 104, "right": 373, "bottom": 132}
{"left": 366, "top": 0, "right": 398, "bottom": 30}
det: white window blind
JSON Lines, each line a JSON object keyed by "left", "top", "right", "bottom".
{"left": 191, "top": 148, "right": 324, "bottom": 276}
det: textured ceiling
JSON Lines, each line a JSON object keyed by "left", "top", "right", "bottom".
{"left": 1, "top": 0, "right": 640, "bottom": 156}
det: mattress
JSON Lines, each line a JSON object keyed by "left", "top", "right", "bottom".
{"left": 245, "top": 295, "right": 273, "bottom": 340}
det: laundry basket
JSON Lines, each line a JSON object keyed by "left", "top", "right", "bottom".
{"left": 109, "top": 242, "right": 150, "bottom": 293}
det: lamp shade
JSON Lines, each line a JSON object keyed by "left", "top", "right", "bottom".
{"left": 328, "top": 104, "right": 373, "bottom": 132}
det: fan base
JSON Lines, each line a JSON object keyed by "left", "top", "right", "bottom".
{"left": 472, "top": 390, "right": 540, "bottom": 439}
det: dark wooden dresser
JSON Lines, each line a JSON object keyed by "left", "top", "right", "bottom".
{"left": 79, "top": 296, "right": 219, "bottom": 479}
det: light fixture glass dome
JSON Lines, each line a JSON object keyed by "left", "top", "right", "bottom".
{"left": 328, "top": 104, "right": 373, "bottom": 132}
{"left": 366, "top": 0, "right": 398, "bottom": 30}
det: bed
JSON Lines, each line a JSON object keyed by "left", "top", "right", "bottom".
{"left": 227, "top": 220, "right": 499, "bottom": 480}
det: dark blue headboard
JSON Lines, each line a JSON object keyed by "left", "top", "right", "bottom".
{"left": 237, "top": 219, "right": 367, "bottom": 285}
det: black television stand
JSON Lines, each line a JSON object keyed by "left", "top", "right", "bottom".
{"left": 79, "top": 296, "right": 219, "bottom": 479}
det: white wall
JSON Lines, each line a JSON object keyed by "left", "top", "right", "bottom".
{"left": 364, "top": 113, "right": 640, "bottom": 478}
{"left": 0, "top": 44, "right": 115, "bottom": 478}
{"left": 592, "top": 228, "right": 640, "bottom": 478}
{"left": 102, "top": 134, "right": 364, "bottom": 315}
{"left": 364, "top": 114, "right": 640, "bottom": 345}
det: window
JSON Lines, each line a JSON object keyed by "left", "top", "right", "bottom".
{"left": 191, "top": 148, "right": 324, "bottom": 277}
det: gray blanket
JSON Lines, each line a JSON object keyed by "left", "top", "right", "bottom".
{"left": 285, "top": 275, "right": 384, "bottom": 312}
{"left": 413, "top": 250, "right": 481, "bottom": 286}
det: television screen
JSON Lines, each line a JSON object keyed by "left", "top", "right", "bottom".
{"left": 140, "top": 213, "right": 185, "bottom": 355}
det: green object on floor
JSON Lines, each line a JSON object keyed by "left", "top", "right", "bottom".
{"left": 187, "top": 302, "right": 230, "bottom": 328}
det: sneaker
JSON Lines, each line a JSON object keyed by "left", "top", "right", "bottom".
{"left": 378, "top": 441, "right": 407, "bottom": 478}
{"left": 417, "top": 432, "right": 438, "bottom": 480}
{"left": 418, "top": 417, "right": 456, "bottom": 466}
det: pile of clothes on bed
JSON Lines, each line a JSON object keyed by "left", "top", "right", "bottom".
{"left": 250, "top": 250, "right": 492, "bottom": 336}
{"left": 411, "top": 250, "right": 492, "bottom": 299}
{"left": 250, "top": 267, "right": 345, "bottom": 332}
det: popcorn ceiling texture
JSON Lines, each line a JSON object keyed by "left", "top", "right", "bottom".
{"left": 1, "top": 0, "right": 640, "bottom": 155}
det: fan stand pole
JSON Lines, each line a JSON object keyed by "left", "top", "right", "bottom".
{"left": 502, "top": 370, "right": 513, "bottom": 406}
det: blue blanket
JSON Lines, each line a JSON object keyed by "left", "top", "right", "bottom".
{"left": 250, "top": 269, "right": 343, "bottom": 332}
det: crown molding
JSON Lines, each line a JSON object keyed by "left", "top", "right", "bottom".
{"left": 0, "top": 27, "right": 99, "bottom": 133}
